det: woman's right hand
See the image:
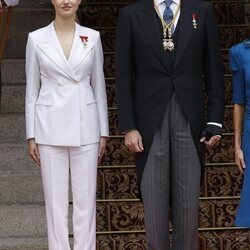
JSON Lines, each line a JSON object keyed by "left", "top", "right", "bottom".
{"left": 27, "top": 138, "right": 40, "bottom": 166}
{"left": 235, "top": 147, "right": 246, "bottom": 174}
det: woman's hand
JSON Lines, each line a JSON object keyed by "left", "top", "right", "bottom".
{"left": 235, "top": 146, "right": 246, "bottom": 174}
{"left": 27, "top": 138, "right": 40, "bottom": 166}
{"left": 98, "top": 137, "right": 108, "bottom": 165}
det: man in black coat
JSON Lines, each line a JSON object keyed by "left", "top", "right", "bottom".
{"left": 115, "top": 0, "right": 225, "bottom": 249}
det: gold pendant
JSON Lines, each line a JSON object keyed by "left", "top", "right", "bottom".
{"left": 163, "top": 27, "right": 175, "bottom": 51}
{"left": 163, "top": 38, "right": 175, "bottom": 51}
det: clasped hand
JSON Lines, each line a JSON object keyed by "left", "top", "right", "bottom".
{"left": 200, "top": 135, "right": 221, "bottom": 148}
{"left": 200, "top": 125, "right": 222, "bottom": 148}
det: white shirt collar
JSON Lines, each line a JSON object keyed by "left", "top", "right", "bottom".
{"left": 155, "top": 0, "right": 180, "bottom": 7}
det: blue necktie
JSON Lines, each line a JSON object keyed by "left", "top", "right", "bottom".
{"left": 163, "top": 0, "right": 174, "bottom": 33}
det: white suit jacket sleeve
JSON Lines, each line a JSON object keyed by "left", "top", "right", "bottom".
{"left": 25, "top": 33, "right": 40, "bottom": 140}
{"left": 91, "top": 32, "right": 109, "bottom": 137}
{"left": 4, "top": 0, "right": 19, "bottom": 6}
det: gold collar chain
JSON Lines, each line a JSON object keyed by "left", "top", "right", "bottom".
{"left": 153, "top": 0, "right": 181, "bottom": 51}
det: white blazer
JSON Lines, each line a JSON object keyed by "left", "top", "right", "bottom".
{"left": 25, "top": 22, "right": 109, "bottom": 146}
{"left": 4, "top": 0, "right": 19, "bottom": 6}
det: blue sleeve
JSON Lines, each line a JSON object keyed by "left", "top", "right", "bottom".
{"left": 229, "top": 45, "right": 246, "bottom": 105}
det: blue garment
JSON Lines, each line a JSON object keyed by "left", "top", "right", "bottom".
{"left": 230, "top": 42, "right": 250, "bottom": 227}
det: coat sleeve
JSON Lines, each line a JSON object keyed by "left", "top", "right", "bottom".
{"left": 229, "top": 45, "right": 246, "bottom": 105}
{"left": 115, "top": 8, "right": 136, "bottom": 133}
{"left": 203, "top": 2, "right": 225, "bottom": 124}
{"left": 90, "top": 32, "right": 109, "bottom": 137}
{"left": 25, "top": 33, "right": 41, "bottom": 140}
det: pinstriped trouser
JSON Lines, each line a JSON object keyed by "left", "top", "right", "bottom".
{"left": 141, "top": 93, "right": 201, "bottom": 250}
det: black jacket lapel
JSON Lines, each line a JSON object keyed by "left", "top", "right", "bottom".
{"left": 174, "top": 0, "right": 200, "bottom": 69}
{"left": 136, "top": 0, "right": 171, "bottom": 74}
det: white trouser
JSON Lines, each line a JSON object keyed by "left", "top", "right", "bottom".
{"left": 38, "top": 144, "right": 99, "bottom": 250}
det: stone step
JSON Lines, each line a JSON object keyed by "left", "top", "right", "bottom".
{"left": 0, "top": 173, "right": 44, "bottom": 204}
{"left": 0, "top": 113, "right": 25, "bottom": 143}
{"left": 0, "top": 86, "right": 25, "bottom": 113}
{"left": 0, "top": 199, "right": 244, "bottom": 237}
{"left": 0, "top": 238, "right": 48, "bottom": 250}
{"left": 0, "top": 143, "right": 38, "bottom": 175}
{"left": 1, "top": 59, "right": 25, "bottom": 85}
{"left": 0, "top": 164, "right": 242, "bottom": 204}
{"left": 0, "top": 205, "right": 48, "bottom": 238}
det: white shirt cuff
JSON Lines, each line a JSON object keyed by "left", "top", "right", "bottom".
{"left": 207, "top": 122, "right": 222, "bottom": 128}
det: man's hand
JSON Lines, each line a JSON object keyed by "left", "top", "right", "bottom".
{"left": 125, "top": 130, "right": 144, "bottom": 153}
{"left": 235, "top": 147, "right": 246, "bottom": 174}
{"left": 200, "top": 124, "right": 222, "bottom": 148}
{"left": 27, "top": 138, "right": 40, "bottom": 166}
{"left": 200, "top": 134, "right": 221, "bottom": 148}
{"left": 98, "top": 137, "right": 108, "bottom": 164}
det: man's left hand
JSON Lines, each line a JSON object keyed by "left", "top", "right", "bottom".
{"left": 200, "top": 134, "right": 221, "bottom": 148}
{"left": 200, "top": 124, "right": 222, "bottom": 148}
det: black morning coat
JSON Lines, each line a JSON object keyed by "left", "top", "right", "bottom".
{"left": 115, "top": 0, "right": 225, "bottom": 194}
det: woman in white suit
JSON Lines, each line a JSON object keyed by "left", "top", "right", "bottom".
{"left": 25, "top": 0, "right": 109, "bottom": 249}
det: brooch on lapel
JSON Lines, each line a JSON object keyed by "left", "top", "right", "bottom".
{"left": 192, "top": 14, "right": 197, "bottom": 29}
{"left": 79, "top": 36, "right": 88, "bottom": 49}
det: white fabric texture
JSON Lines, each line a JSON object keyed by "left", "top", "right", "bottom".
{"left": 25, "top": 22, "right": 109, "bottom": 146}
{"left": 39, "top": 144, "right": 99, "bottom": 250}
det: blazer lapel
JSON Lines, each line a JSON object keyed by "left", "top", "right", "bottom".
{"left": 68, "top": 24, "right": 94, "bottom": 70}
{"left": 174, "top": 0, "right": 200, "bottom": 69}
{"left": 136, "top": 0, "right": 171, "bottom": 74}
{"left": 37, "top": 22, "right": 78, "bottom": 81}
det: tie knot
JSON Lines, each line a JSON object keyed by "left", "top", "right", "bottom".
{"left": 165, "top": 0, "right": 173, "bottom": 7}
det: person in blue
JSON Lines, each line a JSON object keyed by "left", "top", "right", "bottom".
{"left": 230, "top": 40, "right": 250, "bottom": 227}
